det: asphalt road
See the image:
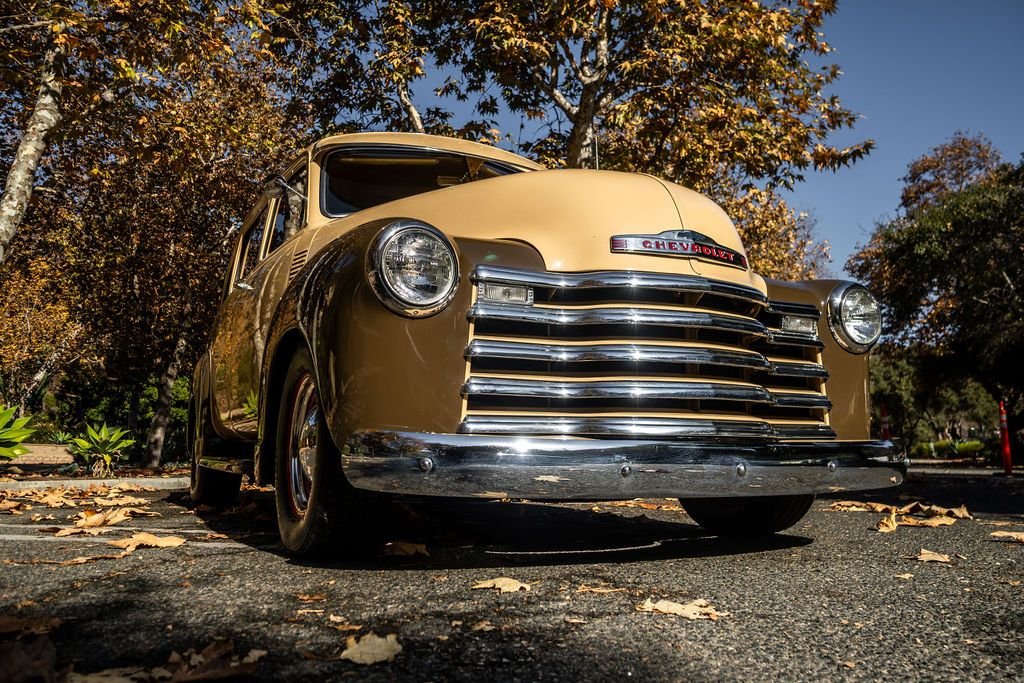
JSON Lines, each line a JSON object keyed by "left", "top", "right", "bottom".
{"left": 1, "top": 471, "right": 1022, "bottom": 681}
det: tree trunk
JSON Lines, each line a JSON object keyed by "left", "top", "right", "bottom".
{"left": 0, "top": 38, "right": 64, "bottom": 265}
{"left": 396, "top": 81, "right": 425, "bottom": 134}
{"left": 142, "top": 336, "right": 188, "bottom": 468}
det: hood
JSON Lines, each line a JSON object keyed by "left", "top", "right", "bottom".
{"left": 320, "top": 169, "right": 766, "bottom": 295}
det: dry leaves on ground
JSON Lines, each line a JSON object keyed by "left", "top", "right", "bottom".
{"left": 327, "top": 615, "right": 363, "bottom": 632}
{"left": 636, "top": 598, "right": 728, "bottom": 621}
{"left": 915, "top": 548, "right": 952, "bottom": 563}
{"left": 339, "top": 633, "right": 402, "bottom": 665}
{"left": 830, "top": 500, "right": 972, "bottom": 519}
{"left": 990, "top": 531, "right": 1024, "bottom": 544}
{"left": 107, "top": 532, "right": 185, "bottom": 552}
{"left": 604, "top": 499, "right": 683, "bottom": 512}
{"left": 382, "top": 541, "right": 429, "bottom": 557}
{"left": 65, "top": 639, "right": 265, "bottom": 682}
{"left": 876, "top": 511, "right": 898, "bottom": 533}
{"left": 577, "top": 583, "right": 625, "bottom": 594}
{"left": 470, "top": 620, "right": 496, "bottom": 632}
{"left": 471, "top": 577, "right": 532, "bottom": 593}
{"left": 296, "top": 594, "right": 327, "bottom": 603}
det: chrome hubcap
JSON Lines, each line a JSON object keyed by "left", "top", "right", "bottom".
{"left": 287, "top": 373, "right": 320, "bottom": 518}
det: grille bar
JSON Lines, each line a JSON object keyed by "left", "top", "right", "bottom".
{"left": 459, "top": 415, "right": 778, "bottom": 439}
{"left": 469, "top": 303, "right": 768, "bottom": 337}
{"left": 466, "top": 339, "right": 773, "bottom": 371}
{"left": 463, "top": 376, "right": 775, "bottom": 403}
{"left": 471, "top": 265, "right": 768, "bottom": 306}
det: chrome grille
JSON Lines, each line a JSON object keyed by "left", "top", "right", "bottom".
{"left": 461, "top": 266, "right": 833, "bottom": 441}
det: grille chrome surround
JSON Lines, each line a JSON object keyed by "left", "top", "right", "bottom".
{"left": 463, "top": 266, "right": 834, "bottom": 442}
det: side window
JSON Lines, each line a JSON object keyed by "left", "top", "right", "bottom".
{"left": 236, "top": 205, "right": 269, "bottom": 282}
{"left": 268, "top": 169, "right": 308, "bottom": 254}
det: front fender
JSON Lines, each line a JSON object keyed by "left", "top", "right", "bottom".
{"left": 764, "top": 278, "right": 871, "bottom": 440}
{"left": 255, "top": 218, "right": 545, "bottom": 481}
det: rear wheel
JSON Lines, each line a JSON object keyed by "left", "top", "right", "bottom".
{"left": 274, "top": 347, "right": 378, "bottom": 558}
{"left": 188, "top": 395, "right": 241, "bottom": 507}
{"left": 680, "top": 495, "right": 815, "bottom": 536}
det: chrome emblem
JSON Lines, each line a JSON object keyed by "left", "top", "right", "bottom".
{"left": 610, "top": 229, "right": 748, "bottom": 270}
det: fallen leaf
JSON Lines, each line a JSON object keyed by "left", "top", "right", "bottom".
{"left": 470, "top": 620, "right": 496, "bottom": 632}
{"left": 339, "top": 633, "right": 402, "bottom": 665}
{"left": 842, "top": 661, "right": 856, "bottom": 669}
{"left": 915, "top": 549, "right": 951, "bottom": 563}
{"left": 92, "top": 495, "right": 149, "bottom": 507}
{"left": 471, "top": 577, "right": 531, "bottom": 593}
{"left": 54, "top": 527, "right": 112, "bottom": 537}
{"left": 636, "top": 598, "right": 728, "bottom": 621}
{"left": 1001, "top": 580, "right": 1022, "bottom": 586}
{"left": 0, "top": 500, "right": 25, "bottom": 513}
{"left": 899, "top": 516, "right": 956, "bottom": 528}
{"left": 564, "top": 616, "right": 587, "bottom": 624}
{"left": 382, "top": 541, "right": 429, "bottom": 557}
{"left": 107, "top": 532, "right": 186, "bottom": 552}
{"left": 829, "top": 501, "right": 896, "bottom": 514}
{"left": 203, "top": 533, "right": 229, "bottom": 540}
{"left": 29, "top": 514, "right": 55, "bottom": 522}
{"left": 875, "top": 511, "right": 898, "bottom": 533}
{"left": 577, "top": 583, "right": 625, "bottom": 594}
{"left": 980, "top": 520, "right": 1023, "bottom": 527}
{"left": 296, "top": 594, "right": 327, "bottom": 603}
{"left": 895, "top": 573, "right": 914, "bottom": 580}
{"left": 990, "top": 531, "right": 1024, "bottom": 544}
{"left": 296, "top": 609, "right": 324, "bottom": 615}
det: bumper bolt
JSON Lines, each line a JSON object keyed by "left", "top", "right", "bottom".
{"left": 736, "top": 463, "right": 747, "bottom": 478}
{"left": 620, "top": 464, "right": 632, "bottom": 478}
{"left": 418, "top": 457, "right": 433, "bottom": 473}
{"left": 827, "top": 460, "right": 837, "bottom": 473}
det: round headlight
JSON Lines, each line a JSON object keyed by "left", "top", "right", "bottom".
{"left": 827, "top": 282, "right": 882, "bottom": 353}
{"left": 368, "top": 221, "right": 459, "bottom": 317}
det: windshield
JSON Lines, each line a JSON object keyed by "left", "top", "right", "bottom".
{"left": 321, "top": 146, "right": 522, "bottom": 216}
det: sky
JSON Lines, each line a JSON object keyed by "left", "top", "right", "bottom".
{"left": 784, "top": 0, "right": 1024, "bottom": 274}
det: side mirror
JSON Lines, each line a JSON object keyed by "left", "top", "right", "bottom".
{"left": 262, "top": 175, "right": 307, "bottom": 202}
{"left": 262, "top": 174, "right": 287, "bottom": 199}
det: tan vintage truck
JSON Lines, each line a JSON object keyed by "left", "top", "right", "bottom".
{"left": 188, "top": 132, "right": 905, "bottom": 557}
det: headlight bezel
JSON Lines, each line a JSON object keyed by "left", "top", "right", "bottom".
{"left": 367, "top": 220, "right": 460, "bottom": 318}
{"left": 826, "top": 282, "right": 882, "bottom": 353}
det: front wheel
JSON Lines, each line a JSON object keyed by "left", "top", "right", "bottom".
{"left": 274, "top": 347, "right": 379, "bottom": 558}
{"left": 680, "top": 495, "right": 815, "bottom": 536}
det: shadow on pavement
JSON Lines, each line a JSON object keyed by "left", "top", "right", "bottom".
{"left": 175, "top": 490, "right": 812, "bottom": 570}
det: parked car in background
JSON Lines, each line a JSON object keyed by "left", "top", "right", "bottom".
{"left": 188, "top": 132, "right": 906, "bottom": 557}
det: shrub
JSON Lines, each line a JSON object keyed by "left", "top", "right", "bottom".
{"left": 0, "top": 406, "right": 35, "bottom": 460}
{"left": 67, "top": 423, "right": 135, "bottom": 478}
{"left": 955, "top": 440, "right": 987, "bottom": 458}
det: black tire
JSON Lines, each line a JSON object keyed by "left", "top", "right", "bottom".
{"left": 680, "top": 495, "right": 815, "bottom": 536}
{"left": 188, "top": 396, "right": 242, "bottom": 507}
{"left": 274, "top": 347, "right": 378, "bottom": 558}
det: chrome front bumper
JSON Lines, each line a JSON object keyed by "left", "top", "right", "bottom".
{"left": 341, "top": 431, "right": 907, "bottom": 500}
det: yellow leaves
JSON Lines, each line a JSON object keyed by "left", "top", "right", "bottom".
{"left": 990, "top": 531, "right": 1024, "bottom": 544}
{"left": 339, "top": 633, "right": 402, "bottom": 665}
{"left": 875, "top": 511, "right": 898, "bottom": 533}
{"left": 471, "top": 577, "right": 532, "bottom": 593}
{"left": 107, "top": 532, "right": 186, "bottom": 551}
{"left": 915, "top": 549, "right": 951, "bottom": 564}
{"left": 636, "top": 598, "right": 728, "bottom": 621}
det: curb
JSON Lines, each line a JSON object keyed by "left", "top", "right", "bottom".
{"left": 0, "top": 476, "right": 189, "bottom": 492}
